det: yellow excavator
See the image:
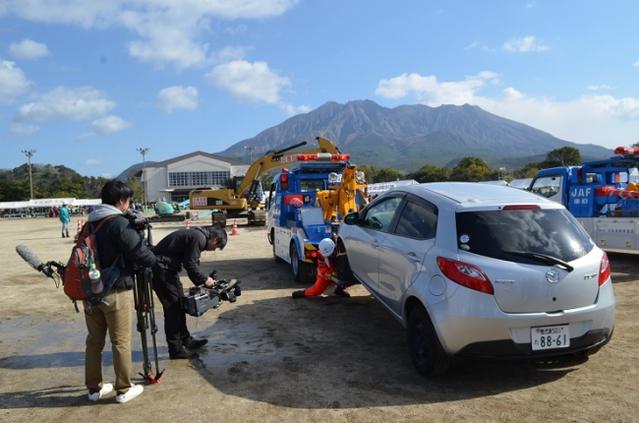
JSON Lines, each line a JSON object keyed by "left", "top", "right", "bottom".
{"left": 189, "top": 137, "right": 340, "bottom": 225}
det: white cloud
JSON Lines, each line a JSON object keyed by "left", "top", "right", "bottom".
{"left": 9, "top": 122, "right": 39, "bottom": 136}
{"left": 157, "top": 85, "right": 199, "bottom": 111}
{"left": 375, "top": 71, "right": 499, "bottom": 105}
{"left": 283, "top": 103, "right": 312, "bottom": 116}
{"left": 0, "top": 59, "right": 31, "bottom": 104}
{"left": 633, "top": 60, "right": 639, "bottom": 68}
{"left": 503, "top": 36, "right": 549, "bottom": 53}
{"left": 85, "top": 159, "right": 102, "bottom": 165}
{"left": 3, "top": 1, "right": 299, "bottom": 68}
{"left": 375, "top": 71, "right": 639, "bottom": 148}
{"left": 212, "top": 45, "right": 252, "bottom": 63}
{"left": 207, "top": 60, "right": 290, "bottom": 103}
{"left": 90, "top": 115, "right": 130, "bottom": 134}
{"left": 9, "top": 39, "right": 50, "bottom": 60}
{"left": 16, "top": 86, "right": 115, "bottom": 122}
{"left": 587, "top": 84, "right": 613, "bottom": 91}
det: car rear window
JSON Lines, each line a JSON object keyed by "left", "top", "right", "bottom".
{"left": 456, "top": 208, "right": 593, "bottom": 263}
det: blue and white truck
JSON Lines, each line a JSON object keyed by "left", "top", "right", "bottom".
{"left": 267, "top": 154, "right": 353, "bottom": 283}
{"left": 529, "top": 146, "right": 639, "bottom": 254}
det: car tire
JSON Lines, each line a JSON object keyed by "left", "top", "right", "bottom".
{"left": 290, "top": 244, "right": 315, "bottom": 284}
{"left": 335, "top": 240, "right": 356, "bottom": 283}
{"left": 407, "top": 306, "right": 450, "bottom": 376}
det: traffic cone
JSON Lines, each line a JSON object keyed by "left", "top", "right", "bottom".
{"left": 230, "top": 219, "right": 239, "bottom": 236}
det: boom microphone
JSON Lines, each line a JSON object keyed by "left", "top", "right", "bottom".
{"left": 16, "top": 244, "right": 45, "bottom": 272}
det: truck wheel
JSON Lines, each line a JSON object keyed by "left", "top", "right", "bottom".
{"left": 290, "top": 244, "right": 315, "bottom": 284}
{"left": 335, "top": 240, "right": 356, "bottom": 283}
{"left": 407, "top": 306, "right": 450, "bottom": 376}
{"left": 272, "top": 230, "right": 283, "bottom": 263}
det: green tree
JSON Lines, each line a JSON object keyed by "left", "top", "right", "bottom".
{"left": 633, "top": 142, "right": 639, "bottom": 148}
{"left": 408, "top": 164, "right": 450, "bottom": 183}
{"left": 541, "top": 147, "right": 581, "bottom": 167}
{"left": 450, "top": 157, "right": 492, "bottom": 182}
{"left": 128, "top": 176, "right": 145, "bottom": 202}
{"left": 359, "top": 164, "right": 404, "bottom": 183}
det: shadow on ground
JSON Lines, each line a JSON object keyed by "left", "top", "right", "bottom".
{"left": 189, "top": 294, "right": 578, "bottom": 409}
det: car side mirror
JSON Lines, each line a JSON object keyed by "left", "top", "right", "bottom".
{"left": 344, "top": 212, "right": 360, "bottom": 225}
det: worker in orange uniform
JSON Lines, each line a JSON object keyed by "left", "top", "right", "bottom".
{"left": 292, "top": 238, "right": 350, "bottom": 298}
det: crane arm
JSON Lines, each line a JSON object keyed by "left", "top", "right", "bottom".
{"left": 235, "top": 136, "right": 340, "bottom": 198}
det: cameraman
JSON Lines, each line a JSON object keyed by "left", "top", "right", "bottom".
{"left": 85, "top": 180, "right": 156, "bottom": 403}
{"left": 152, "top": 225, "right": 227, "bottom": 359}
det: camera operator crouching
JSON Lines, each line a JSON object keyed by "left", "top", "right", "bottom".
{"left": 151, "top": 225, "right": 228, "bottom": 359}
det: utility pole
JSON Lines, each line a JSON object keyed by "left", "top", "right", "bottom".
{"left": 244, "top": 146, "right": 255, "bottom": 163}
{"left": 21, "top": 149, "right": 36, "bottom": 200}
{"left": 136, "top": 147, "right": 150, "bottom": 204}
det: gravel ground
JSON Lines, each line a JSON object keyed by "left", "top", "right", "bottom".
{"left": 1, "top": 217, "right": 637, "bottom": 422}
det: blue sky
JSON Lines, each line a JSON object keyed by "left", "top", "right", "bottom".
{"left": 1, "top": 0, "right": 639, "bottom": 176}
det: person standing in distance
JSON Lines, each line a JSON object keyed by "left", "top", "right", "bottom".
{"left": 84, "top": 180, "right": 157, "bottom": 403}
{"left": 59, "top": 203, "right": 71, "bottom": 238}
{"left": 152, "top": 225, "right": 227, "bottom": 359}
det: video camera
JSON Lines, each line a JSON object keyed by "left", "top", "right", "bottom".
{"left": 182, "top": 271, "right": 242, "bottom": 317}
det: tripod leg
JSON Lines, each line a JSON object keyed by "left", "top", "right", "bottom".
{"left": 134, "top": 271, "right": 154, "bottom": 384}
{"left": 144, "top": 268, "right": 163, "bottom": 383}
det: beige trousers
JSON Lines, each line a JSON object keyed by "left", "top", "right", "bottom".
{"left": 84, "top": 289, "right": 134, "bottom": 394}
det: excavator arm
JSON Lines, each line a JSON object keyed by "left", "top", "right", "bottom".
{"left": 189, "top": 137, "right": 341, "bottom": 212}
{"left": 235, "top": 136, "right": 340, "bottom": 198}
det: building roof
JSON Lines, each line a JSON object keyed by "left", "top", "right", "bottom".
{"left": 149, "top": 151, "right": 248, "bottom": 167}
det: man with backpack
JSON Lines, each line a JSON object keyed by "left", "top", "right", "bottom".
{"left": 151, "top": 225, "right": 227, "bottom": 359}
{"left": 83, "top": 180, "right": 156, "bottom": 403}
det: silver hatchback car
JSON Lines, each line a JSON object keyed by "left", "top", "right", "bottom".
{"left": 337, "top": 182, "right": 615, "bottom": 375}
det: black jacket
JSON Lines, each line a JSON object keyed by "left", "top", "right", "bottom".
{"left": 93, "top": 214, "right": 157, "bottom": 290}
{"left": 152, "top": 227, "right": 211, "bottom": 286}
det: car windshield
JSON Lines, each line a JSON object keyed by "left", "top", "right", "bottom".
{"left": 456, "top": 208, "right": 593, "bottom": 263}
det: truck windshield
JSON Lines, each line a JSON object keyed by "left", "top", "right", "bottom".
{"left": 456, "top": 208, "right": 593, "bottom": 264}
{"left": 300, "top": 179, "right": 325, "bottom": 192}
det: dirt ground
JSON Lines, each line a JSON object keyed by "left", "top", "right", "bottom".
{"left": 0, "top": 217, "right": 638, "bottom": 423}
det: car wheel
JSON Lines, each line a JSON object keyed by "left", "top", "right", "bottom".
{"left": 407, "top": 306, "right": 450, "bottom": 376}
{"left": 335, "top": 240, "right": 356, "bottom": 283}
{"left": 290, "top": 244, "right": 314, "bottom": 284}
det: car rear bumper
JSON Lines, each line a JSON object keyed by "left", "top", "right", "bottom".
{"left": 425, "top": 280, "right": 616, "bottom": 355}
{"left": 455, "top": 328, "right": 613, "bottom": 359}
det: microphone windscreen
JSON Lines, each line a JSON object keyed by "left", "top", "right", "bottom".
{"left": 16, "top": 244, "right": 44, "bottom": 270}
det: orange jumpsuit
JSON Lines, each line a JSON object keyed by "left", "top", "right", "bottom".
{"left": 303, "top": 255, "right": 337, "bottom": 297}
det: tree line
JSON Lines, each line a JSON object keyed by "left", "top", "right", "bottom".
{"left": 361, "top": 146, "right": 584, "bottom": 184}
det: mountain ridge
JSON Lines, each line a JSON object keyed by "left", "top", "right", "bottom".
{"left": 221, "top": 100, "right": 611, "bottom": 171}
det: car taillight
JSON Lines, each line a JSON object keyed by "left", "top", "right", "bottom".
{"left": 599, "top": 252, "right": 611, "bottom": 286}
{"left": 436, "top": 257, "right": 494, "bottom": 295}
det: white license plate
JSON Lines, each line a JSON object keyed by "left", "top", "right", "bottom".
{"left": 531, "top": 325, "right": 570, "bottom": 351}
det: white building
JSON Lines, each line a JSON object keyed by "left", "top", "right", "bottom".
{"left": 142, "top": 151, "right": 248, "bottom": 203}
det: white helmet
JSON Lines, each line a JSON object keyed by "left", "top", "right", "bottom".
{"left": 318, "top": 238, "right": 335, "bottom": 257}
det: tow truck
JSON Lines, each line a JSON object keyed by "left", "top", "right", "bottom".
{"left": 529, "top": 145, "right": 639, "bottom": 253}
{"left": 189, "top": 137, "right": 339, "bottom": 225}
{"left": 267, "top": 150, "right": 367, "bottom": 283}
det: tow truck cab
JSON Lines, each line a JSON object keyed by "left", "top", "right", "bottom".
{"left": 529, "top": 146, "right": 639, "bottom": 253}
{"left": 267, "top": 160, "right": 347, "bottom": 283}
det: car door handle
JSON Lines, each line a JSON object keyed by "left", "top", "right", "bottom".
{"left": 407, "top": 252, "right": 421, "bottom": 262}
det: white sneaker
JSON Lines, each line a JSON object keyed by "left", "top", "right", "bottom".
{"left": 87, "top": 383, "right": 114, "bottom": 402}
{"left": 115, "top": 384, "right": 144, "bottom": 404}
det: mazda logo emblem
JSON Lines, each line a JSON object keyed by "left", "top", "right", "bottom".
{"left": 545, "top": 269, "right": 560, "bottom": 284}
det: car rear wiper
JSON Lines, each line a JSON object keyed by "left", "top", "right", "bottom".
{"left": 502, "top": 250, "right": 574, "bottom": 272}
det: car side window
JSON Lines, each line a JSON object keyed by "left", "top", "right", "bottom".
{"left": 394, "top": 199, "right": 438, "bottom": 239}
{"left": 361, "top": 196, "right": 403, "bottom": 231}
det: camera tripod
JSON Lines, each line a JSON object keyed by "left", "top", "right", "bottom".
{"left": 133, "top": 267, "right": 164, "bottom": 385}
